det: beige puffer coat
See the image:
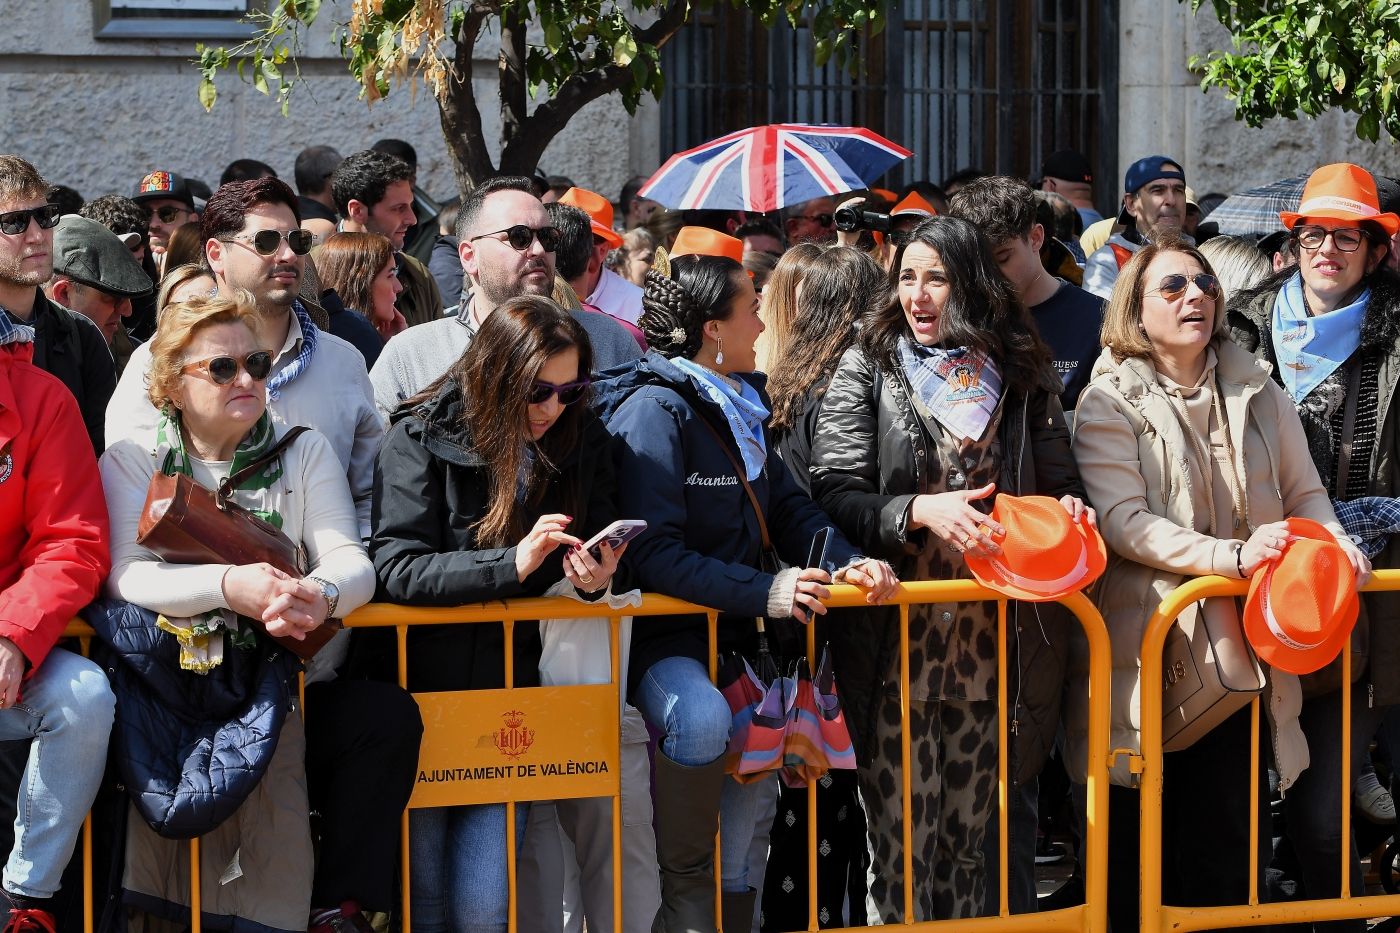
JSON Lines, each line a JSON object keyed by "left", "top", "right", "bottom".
{"left": 1066, "top": 340, "right": 1345, "bottom": 788}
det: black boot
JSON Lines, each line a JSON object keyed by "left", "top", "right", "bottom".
{"left": 720, "top": 887, "right": 757, "bottom": 933}
{"left": 651, "top": 751, "right": 727, "bottom": 933}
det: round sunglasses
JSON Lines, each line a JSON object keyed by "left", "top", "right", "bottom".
{"left": 470, "top": 225, "right": 562, "bottom": 253}
{"left": 220, "top": 229, "right": 315, "bottom": 256}
{"left": 0, "top": 205, "right": 60, "bottom": 236}
{"left": 1149, "top": 272, "right": 1220, "bottom": 302}
{"left": 181, "top": 351, "right": 274, "bottom": 385}
{"left": 528, "top": 378, "right": 590, "bottom": 406}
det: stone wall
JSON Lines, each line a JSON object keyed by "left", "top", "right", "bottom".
{"left": 0, "top": 0, "right": 655, "bottom": 206}
{"left": 1118, "top": 0, "right": 1400, "bottom": 200}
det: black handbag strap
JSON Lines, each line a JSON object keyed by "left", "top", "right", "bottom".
{"left": 691, "top": 410, "right": 772, "bottom": 552}
{"left": 215, "top": 426, "right": 311, "bottom": 507}
{"left": 1336, "top": 360, "right": 1362, "bottom": 497}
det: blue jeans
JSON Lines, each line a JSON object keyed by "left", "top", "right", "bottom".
{"left": 1, "top": 647, "right": 114, "bottom": 899}
{"left": 633, "top": 656, "right": 768, "bottom": 893}
{"left": 410, "top": 802, "right": 530, "bottom": 933}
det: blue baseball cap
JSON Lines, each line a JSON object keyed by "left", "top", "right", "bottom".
{"left": 1123, "top": 156, "right": 1185, "bottom": 195}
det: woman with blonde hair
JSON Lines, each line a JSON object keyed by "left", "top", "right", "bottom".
{"left": 1197, "top": 234, "right": 1272, "bottom": 300}
{"left": 753, "top": 242, "right": 822, "bottom": 373}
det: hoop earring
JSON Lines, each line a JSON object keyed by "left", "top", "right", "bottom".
{"left": 715, "top": 336, "right": 724, "bottom": 367}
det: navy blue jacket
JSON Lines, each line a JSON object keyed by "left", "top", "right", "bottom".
{"left": 597, "top": 353, "right": 859, "bottom": 697}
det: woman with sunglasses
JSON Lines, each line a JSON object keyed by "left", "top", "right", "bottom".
{"left": 371, "top": 295, "right": 625, "bottom": 933}
{"left": 598, "top": 251, "right": 897, "bottom": 932}
{"left": 1226, "top": 162, "right": 1400, "bottom": 930}
{"left": 1068, "top": 237, "right": 1367, "bottom": 932}
{"left": 99, "top": 291, "right": 377, "bottom": 932}
{"left": 809, "top": 215, "right": 1090, "bottom": 923}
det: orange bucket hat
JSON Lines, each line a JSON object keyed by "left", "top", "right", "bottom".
{"left": 671, "top": 226, "right": 745, "bottom": 265}
{"left": 1279, "top": 163, "right": 1400, "bottom": 235}
{"left": 964, "top": 495, "right": 1107, "bottom": 601}
{"left": 1242, "top": 517, "right": 1359, "bottom": 675}
{"left": 558, "top": 187, "right": 624, "bottom": 249}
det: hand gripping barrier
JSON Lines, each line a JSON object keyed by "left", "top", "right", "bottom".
{"left": 63, "top": 579, "right": 1114, "bottom": 933}
{"left": 1136, "top": 568, "right": 1400, "bottom": 933}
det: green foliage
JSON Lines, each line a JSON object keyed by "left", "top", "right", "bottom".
{"left": 1184, "top": 0, "right": 1400, "bottom": 142}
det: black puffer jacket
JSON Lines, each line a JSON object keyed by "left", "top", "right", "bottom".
{"left": 1229, "top": 268, "right": 1400, "bottom": 703}
{"left": 368, "top": 378, "right": 621, "bottom": 693}
{"left": 810, "top": 346, "right": 1085, "bottom": 782}
{"left": 85, "top": 598, "right": 300, "bottom": 839}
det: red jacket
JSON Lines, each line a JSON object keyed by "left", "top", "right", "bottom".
{"left": 0, "top": 341, "right": 110, "bottom": 669}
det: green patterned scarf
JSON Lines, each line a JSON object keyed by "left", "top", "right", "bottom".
{"left": 152, "top": 409, "right": 292, "bottom": 671}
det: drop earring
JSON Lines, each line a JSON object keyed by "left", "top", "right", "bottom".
{"left": 715, "top": 336, "right": 725, "bottom": 367}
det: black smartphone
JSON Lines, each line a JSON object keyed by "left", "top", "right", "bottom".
{"left": 806, "top": 526, "right": 834, "bottom": 573}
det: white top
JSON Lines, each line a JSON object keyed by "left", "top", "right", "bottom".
{"left": 100, "top": 425, "right": 377, "bottom": 684}
{"left": 104, "top": 311, "right": 383, "bottom": 538}
{"left": 588, "top": 268, "right": 644, "bottom": 325}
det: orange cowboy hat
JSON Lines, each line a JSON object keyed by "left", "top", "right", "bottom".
{"left": 964, "top": 495, "right": 1107, "bottom": 602}
{"left": 671, "top": 226, "right": 745, "bottom": 265}
{"left": 558, "top": 187, "right": 624, "bottom": 249}
{"left": 1279, "top": 163, "right": 1400, "bottom": 235}
{"left": 891, "top": 192, "right": 936, "bottom": 218}
{"left": 1243, "top": 517, "right": 1359, "bottom": 676}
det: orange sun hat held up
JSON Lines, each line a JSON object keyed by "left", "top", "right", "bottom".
{"left": 963, "top": 494, "right": 1107, "bottom": 602}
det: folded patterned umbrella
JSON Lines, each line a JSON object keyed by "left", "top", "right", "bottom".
{"left": 781, "top": 649, "right": 857, "bottom": 788}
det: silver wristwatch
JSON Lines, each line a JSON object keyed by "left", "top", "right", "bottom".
{"left": 309, "top": 577, "right": 340, "bottom": 619}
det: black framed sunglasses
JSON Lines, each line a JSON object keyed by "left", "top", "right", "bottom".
{"left": 528, "top": 378, "right": 590, "bottom": 406}
{"left": 1294, "top": 225, "right": 1367, "bottom": 252}
{"left": 181, "top": 351, "right": 274, "bottom": 385}
{"left": 1150, "top": 273, "right": 1220, "bottom": 302}
{"left": 0, "top": 205, "right": 60, "bottom": 236}
{"left": 221, "top": 229, "right": 315, "bottom": 256}
{"left": 470, "top": 225, "right": 562, "bottom": 253}
{"left": 148, "top": 205, "right": 190, "bottom": 225}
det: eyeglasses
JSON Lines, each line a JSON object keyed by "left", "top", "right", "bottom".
{"left": 1148, "top": 273, "right": 1221, "bottom": 302}
{"left": 0, "top": 205, "right": 60, "bottom": 236}
{"left": 181, "top": 351, "right": 274, "bottom": 385}
{"left": 527, "top": 378, "right": 590, "bottom": 406}
{"left": 795, "top": 214, "right": 834, "bottom": 228}
{"left": 148, "top": 205, "right": 191, "bottom": 225}
{"left": 1294, "top": 225, "right": 1367, "bottom": 252}
{"left": 220, "top": 229, "right": 315, "bottom": 256}
{"left": 470, "top": 225, "right": 562, "bottom": 253}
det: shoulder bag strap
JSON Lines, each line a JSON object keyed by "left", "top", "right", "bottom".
{"left": 1336, "top": 360, "right": 1363, "bottom": 498}
{"left": 216, "top": 425, "right": 312, "bottom": 507}
{"left": 690, "top": 410, "right": 772, "bottom": 551}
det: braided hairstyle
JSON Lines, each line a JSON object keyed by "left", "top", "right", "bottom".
{"left": 640, "top": 253, "right": 745, "bottom": 360}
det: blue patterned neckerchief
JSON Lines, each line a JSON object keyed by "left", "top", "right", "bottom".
{"left": 1271, "top": 271, "right": 1369, "bottom": 403}
{"left": 672, "top": 357, "right": 769, "bottom": 481}
{"left": 0, "top": 310, "right": 34, "bottom": 347}
{"left": 265, "top": 301, "right": 319, "bottom": 402}
{"left": 897, "top": 337, "right": 1003, "bottom": 442}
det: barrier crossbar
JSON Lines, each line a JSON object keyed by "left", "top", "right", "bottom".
{"left": 1137, "top": 568, "right": 1400, "bottom": 933}
{"left": 64, "top": 579, "right": 1113, "bottom": 933}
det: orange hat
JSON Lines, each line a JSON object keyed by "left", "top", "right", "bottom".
{"left": 1279, "top": 163, "right": 1400, "bottom": 235}
{"left": 871, "top": 188, "right": 899, "bottom": 204}
{"left": 1243, "top": 517, "right": 1359, "bottom": 675}
{"left": 558, "top": 187, "right": 624, "bottom": 249}
{"left": 671, "top": 226, "right": 744, "bottom": 265}
{"left": 964, "top": 495, "right": 1107, "bottom": 601}
{"left": 891, "top": 192, "right": 936, "bottom": 218}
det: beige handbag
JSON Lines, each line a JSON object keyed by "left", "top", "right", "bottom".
{"left": 1161, "top": 595, "right": 1266, "bottom": 752}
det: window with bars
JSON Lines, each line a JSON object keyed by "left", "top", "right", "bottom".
{"left": 659, "top": 0, "right": 1116, "bottom": 211}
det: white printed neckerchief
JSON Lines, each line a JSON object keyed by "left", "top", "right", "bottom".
{"left": 898, "top": 338, "right": 1003, "bottom": 442}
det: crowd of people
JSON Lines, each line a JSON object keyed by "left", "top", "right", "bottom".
{"left": 1, "top": 135, "right": 1397, "bottom": 933}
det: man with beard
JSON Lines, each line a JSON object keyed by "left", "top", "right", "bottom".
{"left": 0, "top": 155, "right": 114, "bottom": 453}
{"left": 103, "top": 176, "right": 422, "bottom": 933}
{"left": 130, "top": 170, "right": 199, "bottom": 276}
{"left": 370, "top": 174, "right": 632, "bottom": 418}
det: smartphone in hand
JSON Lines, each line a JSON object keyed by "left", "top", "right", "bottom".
{"left": 582, "top": 519, "right": 648, "bottom": 561}
{"left": 807, "top": 526, "right": 834, "bottom": 574}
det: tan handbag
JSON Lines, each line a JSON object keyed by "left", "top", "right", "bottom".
{"left": 1161, "top": 595, "right": 1265, "bottom": 752}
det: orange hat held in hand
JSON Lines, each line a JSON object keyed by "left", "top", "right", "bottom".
{"left": 963, "top": 495, "right": 1107, "bottom": 601}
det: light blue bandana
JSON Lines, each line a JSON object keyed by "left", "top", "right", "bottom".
{"left": 673, "top": 357, "right": 769, "bottom": 481}
{"left": 1271, "top": 271, "right": 1368, "bottom": 403}
{"left": 0, "top": 312, "right": 34, "bottom": 347}
{"left": 265, "top": 301, "right": 319, "bottom": 402}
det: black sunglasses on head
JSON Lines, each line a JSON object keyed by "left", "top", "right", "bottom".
{"left": 470, "top": 225, "right": 562, "bottom": 253}
{"left": 528, "top": 378, "right": 590, "bottom": 406}
{"left": 181, "top": 351, "right": 274, "bottom": 385}
{"left": 0, "top": 205, "right": 60, "bottom": 236}
{"left": 221, "top": 229, "right": 315, "bottom": 256}
{"left": 1150, "top": 273, "right": 1220, "bottom": 302}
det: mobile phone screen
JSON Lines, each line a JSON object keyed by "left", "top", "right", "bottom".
{"left": 807, "top": 527, "right": 833, "bottom": 571}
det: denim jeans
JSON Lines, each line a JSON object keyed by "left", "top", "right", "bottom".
{"left": 0, "top": 647, "right": 114, "bottom": 899}
{"left": 633, "top": 656, "right": 768, "bottom": 893}
{"left": 410, "top": 802, "right": 530, "bottom": 933}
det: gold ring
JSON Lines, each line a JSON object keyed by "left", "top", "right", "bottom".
{"left": 580, "top": 574, "right": 595, "bottom": 584}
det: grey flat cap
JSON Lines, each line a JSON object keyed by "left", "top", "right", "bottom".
{"left": 53, "top": 215, "right": 153, "bottom": 298}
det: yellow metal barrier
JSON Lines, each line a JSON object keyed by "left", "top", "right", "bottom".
{"left": 1138, "top": 568, "right": 1400, "bottom": 933}
{"left": 65, "top": 580, "right": 1114, "bottom": 933}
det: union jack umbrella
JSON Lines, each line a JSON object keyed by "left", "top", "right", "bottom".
{"left": 639, "top": 123, "right": 913, "bottom": 214}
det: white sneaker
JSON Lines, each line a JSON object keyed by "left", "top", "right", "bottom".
{"left": 1355, "top": 771, "right": 1397, "bottom": 824}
